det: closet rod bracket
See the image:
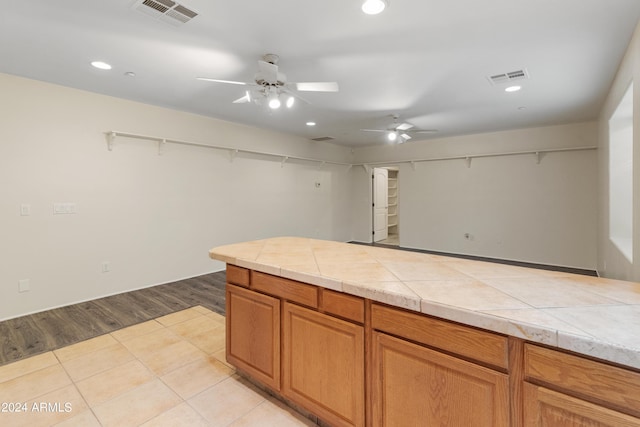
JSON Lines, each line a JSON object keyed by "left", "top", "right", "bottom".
{"left": 106, "top": 132, "right": 116, "bottom": 151}
{"left": 229, "top": 149, "right": 239, "bottom": 162}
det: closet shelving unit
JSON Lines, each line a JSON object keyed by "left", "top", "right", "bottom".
{"left": 387, "top": 170, "right": 398, "bottom": 237}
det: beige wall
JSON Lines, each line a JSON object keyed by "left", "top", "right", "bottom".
{"left": 598, "top": 22, "right": 640, "bottom": 281}
{"left": 0, "top": 73, "right": 354, "bottom": 320}
{"left": 350, "top": 122, "right": 599, "bottom": 270}
{"left": 2, "top": 59, "right": 623, "bottom": 320}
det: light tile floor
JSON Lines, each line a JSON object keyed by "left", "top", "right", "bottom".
{"left": 0, "top": 306, "right": 317, "bottom": 427}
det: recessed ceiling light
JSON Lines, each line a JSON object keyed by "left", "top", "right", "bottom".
{"left": 306, "top": 121, "right": 316, "bottom": 126}
{"left": 362, "top": 0, "right": 387, "bottom": 15}
{"left": 91, "top": 61, "right": 112, "bottom": 70}
{"left": 505, "top": 85, "right": 521, "bottom": 92}
{"left": 518, "top": 106, "right": 527, "bottom": 110}
{"left": 124, "top": 71, "right": 136, "bottom": 77}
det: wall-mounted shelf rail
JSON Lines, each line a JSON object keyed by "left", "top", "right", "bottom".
{"left": 106, "top": 131, "right": 596, "bottom": 170}
{"left": 105, "top": 131, "right": 352, "bottom": 167}
{"left": 354, "top": 146, "right": 597, "bottom": 169}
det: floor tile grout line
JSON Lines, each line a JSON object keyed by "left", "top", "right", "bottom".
{"left": 0, "top": 305, "right": 309, "bottom": 427}
{"left": 68, "top": 310, "right": 212, "bottom": 426}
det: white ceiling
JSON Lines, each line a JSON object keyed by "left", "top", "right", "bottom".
{"left": 2, "top": 0, "right": 639, "bottom": 147}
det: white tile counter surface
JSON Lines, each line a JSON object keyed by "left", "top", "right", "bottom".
{"left": 209, "top": 237, "right": 640, "bottom": 370}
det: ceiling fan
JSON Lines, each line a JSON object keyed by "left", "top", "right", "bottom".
{"left": 197, "top": 54, "right": 339, "bottom": 110}
{"left": 361, "top": 115, "right": 438, "bottom": 143}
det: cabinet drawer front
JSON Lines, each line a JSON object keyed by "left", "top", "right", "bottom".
{"left": 321, "top": 289, "right": 365, "bottom": 324}
{"left": 251, "top": 271, "right": 318, "bottom": 308}
{"left": 524, "top": 344, "right": 640, "bottom": 417}
{"left": 371, "top": 303, "right": 509, "bottom": 369}
{"left": 226, "top": 264, "right": 250, "bottom": 287}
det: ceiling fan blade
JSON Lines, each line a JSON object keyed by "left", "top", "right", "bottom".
{"left": 396, "top": 122, "right": 414, "bottom": 131}
{"left": 294, "top": 82, "right": 339, "bottom": 92}
{"left": 413, "top": 129, "right": 438, "bottom": 133}
{"left": 232, "top": 91, "right": 252, "bottom": 104}
{"left": 360, "top": 128, "right": 387, "bottom": 133}
{"left": 196, "top": 77, "right": 249, "bottom": 85}
{"left": 258, "top": 60, "right": 279, "bottom": 84}
{"left": 400, "top": 133, "right": 412, "bottom": 141}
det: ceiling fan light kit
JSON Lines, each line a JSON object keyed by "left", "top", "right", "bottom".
{"left": 268, "top": 91, "right": 281, "bottom": 109}
{"left": 198, "top": 54, "right": 338, "bottom": 112}
{"left": 362, "top": 114, "right": 436, "bottom": 144}
{"left": 362, "top": 0, "right": 387, "bottom": 15}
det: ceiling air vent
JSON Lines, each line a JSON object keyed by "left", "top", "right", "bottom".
{"left": 311, "top": 136, "right": 335, "bottom": 142}
{"left": 133, "top": 0, "right": 198, "bottom": 25}
{"left": 487, "top": 69, "right": 529, "bottom": 86}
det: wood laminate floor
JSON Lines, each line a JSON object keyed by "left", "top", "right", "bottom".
{"left": 0, "top": 272, "right": 227, "bottom": 367}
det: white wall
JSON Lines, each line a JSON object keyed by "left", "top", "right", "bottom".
{"left": 0, "top": 73, "right": 353, "bottom": 320}
{"left": 350, "top": 123, "right": 599, "bottom": 270}
{"left": 598, "top": 21, "right": 640, "bottom": 281}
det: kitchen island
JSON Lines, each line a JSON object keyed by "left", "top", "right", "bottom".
{"left": 210, "top": 237, "right": 640, "bottom": 427}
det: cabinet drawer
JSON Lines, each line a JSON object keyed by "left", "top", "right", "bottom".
{"left": 371, "top": 303, "right": 509, "bottom": 369}
{"left": 524, "top": 344, "right": 640, "bottom": 417}
{"left": 321, "top": 289, "right": 365, "bottom": 324}
{"left": 251, "top": 271, "right": 318, "bottom": 308}
{"left": 226, "top": 265, "right": 250, "bottom": 288}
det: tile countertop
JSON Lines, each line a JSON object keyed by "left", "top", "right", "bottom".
{"left": 209, "top": 237, "right": 640, "bottom": 370}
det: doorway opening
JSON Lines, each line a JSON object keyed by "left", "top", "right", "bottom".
{"left": 372, "top": 167, "right": 399, "bottom": 246}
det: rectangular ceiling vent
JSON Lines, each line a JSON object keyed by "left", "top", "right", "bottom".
{"left": 311, "top": 136, "right": 335, "bottom": 142}
{"left": 133, "top": 0, "right": 198, "bottom": 25}
{"left": 487, "top": 69, "right": 529, "bottom": 85}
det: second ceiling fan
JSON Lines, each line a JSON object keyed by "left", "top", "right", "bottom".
{"left": 197, "top": 54, "right": 338, "bottom": 110}
{"left": 361, "top": 115, "right": 437, "bottom": 143}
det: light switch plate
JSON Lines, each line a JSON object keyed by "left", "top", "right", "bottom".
{"left": 20, "top": 204, "right": 31, "bottom": 216}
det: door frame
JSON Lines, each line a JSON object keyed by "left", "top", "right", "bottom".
{"left": 369, "top": 166, "right": 400, "bottom": 245}
{"left": 372, "top": 167, "right": 389, "bottom": 242}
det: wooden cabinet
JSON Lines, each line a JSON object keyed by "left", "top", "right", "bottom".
{"left": 523, "top": 383, "right": 640, "bottom": 426}
{"left": 226, "top": 283, "right": 280, "bottom": 390}
{"left": 225, "top": 270, "right": 365, "bottom": 426}
{"left": 282, "top": 302, "right": 365, "bottom": 427}
{"left": 523, "top": 344, "right": 640, "bottom": 426}
{"left": 224, "top": 266, "right": 640, "bottom": 427}
{"left": 372, "top": 305, "right": 510, "bottom": 427}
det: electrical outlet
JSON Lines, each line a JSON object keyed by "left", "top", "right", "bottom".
{"left": 102, "top": 262, "right": 111, "bottom": 273}
{"left": 20, "top": 204, "right": 31, "bottom": 216}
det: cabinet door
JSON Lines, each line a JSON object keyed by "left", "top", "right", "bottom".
{"left": 282, "top": 302, "right": 365, "bottom": 427}
{"left": 523, "top": 383, "right": 640, "bottom": 427}
{"left": 226, "top": 284, "right": 280, "bottom": 391}
{"left": 372, "top": 331, "right": 510, "bottom": 427}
